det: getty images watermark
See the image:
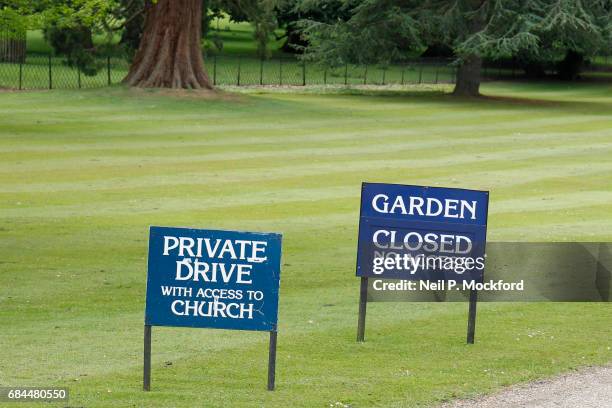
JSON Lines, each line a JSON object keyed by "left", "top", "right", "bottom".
{"left": 367, "top": 243, "right": 612, "bottom": 302}
{"left": 371, "top": 252, "right": 524, "bottom": 291}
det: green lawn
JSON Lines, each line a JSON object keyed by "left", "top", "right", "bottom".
{"left": 25, "top": 30, "right": 120, "bottom": 55}
{"left": 0, "top": 83, "right": 611, "bottom": 407}
{"left": 205, "top": 18, "right": 286, "bottom": 57}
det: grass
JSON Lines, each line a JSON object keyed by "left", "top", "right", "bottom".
{"left": 24, "top": 30, "right": 52, "bottom": 54}
{"left": 205, "top": 18, "right": 286, "bottom": 57}
{"left": 25, "top": 30, "right": 120, "bottom": 55}
{"left": 0, "top": 82, "right": 611, "bottom": 407}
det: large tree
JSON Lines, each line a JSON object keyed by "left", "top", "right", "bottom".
{"left": 124, "top": 0, "right": 212, "bottom": 88}
{"left": 514, "top": 1, "right": 612, "bottom": 80}
{"left": 123, "top": 0, "right": 277, "bottom": 87}
{"left": 300, "top": 0, "right": 612, "bottom": 96}
{"left": 4, "top": 0, "right": 277, "bottom": 88}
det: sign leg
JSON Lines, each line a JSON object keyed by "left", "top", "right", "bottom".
{"left": 466, "top": 289, "right": 478, "bottom": 344}
{"left": 267, "top": 330, "right": 277, "bottom": 391}
{"left": 143, "top": 324, "right": 152, "bottom": 391}
{"left": 357, "top": 277, "right": 368, "bottom": 342}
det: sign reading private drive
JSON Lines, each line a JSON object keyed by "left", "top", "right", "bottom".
{"left": 143, "top": 226, "right": 282, "bottom": 391}
{"left": 145, "top": 226, "right": 282, "bottom": 331}
{"left": 356, "top": 183, "right": 489, "bottom": 282}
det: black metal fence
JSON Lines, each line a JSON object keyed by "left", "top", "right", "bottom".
{"left": 208, "top": 55, "right": 456, "bottom": 86}
{"left": 0, "top": 54, "right": 128, "bottom": 90}
{"left": 3, "top": 52, "right": 611, "bottom": 90}
{"left": 0, "top": 53, "right": 457, "bottom": 90}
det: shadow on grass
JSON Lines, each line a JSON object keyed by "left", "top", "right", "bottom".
{"left": 255, "top": 81, "right": 612, "bottom": 115}
{"left": 12, "top": 81, "right": 612, "bottom": 117}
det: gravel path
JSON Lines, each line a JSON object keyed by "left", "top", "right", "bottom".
{"left": 440, "top": 365, "right": 612, "bottom": 408}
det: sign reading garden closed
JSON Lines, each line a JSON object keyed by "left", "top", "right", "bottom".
{"left": 356, "top": 183, "right": 489, "bottom": 281}
{"left": 355, "top": 182, "right": 489, "bottom": 343}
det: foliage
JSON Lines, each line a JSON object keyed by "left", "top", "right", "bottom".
{"left": 0, "top": 5, "right": 27, "bottom": 39}
{"left": 217, "top": 0, "right": 280, "bottom": 58}
{"left": 43, "top": 23, "right": 102, "bottom": 75}
{"left": 116, "top": 0, "right": 145, "bottom": 57}
{"left": 299, "top": 0, "right": 612, "bottom": 70}
{"left": 516, "top": 0, "right": 612, "bottom": 78}
{"left": 274, "top": 0, "right": 351, "bottom": 53}
{"left": 204, "top": 1, "right": 225, "bottom": 52}
{"left": 2, "top": 1, "right": 119, "bottom": 74}
{"left": 300, "top": 0, "right": 420, "bottom": 66}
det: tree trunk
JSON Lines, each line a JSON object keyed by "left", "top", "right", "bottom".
{"left": 453, "top": 55, "right": 482, "bottom": 96}
{"left": 123, "top": 0, "right": 212, "bottom": 89}
{"left": 557, "top": 50, "right": 583, "bottom": 81}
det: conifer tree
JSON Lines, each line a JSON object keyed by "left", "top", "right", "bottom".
{"left": 300, "top": 0, "right": 612, "bottom": 96}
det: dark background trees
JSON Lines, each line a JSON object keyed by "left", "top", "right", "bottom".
{"left": 0, "top": 1, "right": 27, "bottom": 62}
{"left": 274, "top": 0, "right": 352, "bottom": 53}
{"left": 299, "top": 0, "right": 612, "bottom": 96}
{"left": 4, "top": 0, "right": 611, "bottom": 91}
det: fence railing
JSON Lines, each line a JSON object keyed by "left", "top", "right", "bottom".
{"left": 0, "top": 54, "right": 128, "bottom": 90}
{"left": 1, "top": 52, "right": 611, "bottom": 91}
{"left": 0, "top": 53, "right": 456, "bottom": 90}
{"left": 208, "top": 55, "right": 456, "bottom": 87}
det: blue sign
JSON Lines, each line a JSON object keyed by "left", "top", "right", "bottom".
{"left": 356, "top": 183, "right": 489, "bottom": 281}
{"left": 145, "top": 226, "right": 282, "bottom": 332}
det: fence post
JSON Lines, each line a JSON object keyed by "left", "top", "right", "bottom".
{"left": 237, "top": 56, "right": 241, "bottom": 86}
{"left": 344, "top": 63, "right": 348, "bottom": 85}
{"left": 418, "top": 64, "right": 423, "bottom": 84}
{"left": 77, "top": 66, "right": 82, "bottom": 89}
{"left": 363, "top": 64, "right": 368, "bottom": 85}
{"left": 279, "top": 57, "right": 282, "bottom": 86}
{"left": 382, "top": 67, "right": 386, "bottom": 85}
{"left": 213, "top": 55, "right": 217, "bottom": 85}
{"left": 324, "top": 68, "right": 327, "bottom": 85}
{"left": 19, "top": 61, "right": 23, "bottom": 90}
{"left": 401, "top": 67, "right": 405, "bottom": 85}
{"left": 107, "top": 56, "right": 111, "bottom": 85}
{"left": 48, "top": 54, "right": 53, "bottom": 90}
{"left": 260, "top": 57, "right": 264, "bottom": 85}
{"left": 302, "top": 60, "right": 306, "bottom": 86}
